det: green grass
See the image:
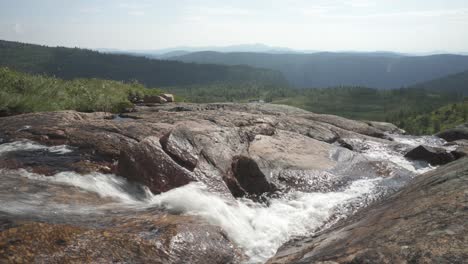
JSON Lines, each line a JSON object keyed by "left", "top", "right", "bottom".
{"left": 0, "top": 67, "right": 164, "bottom": 114}
{"left": 392, "top": 100, "right": 468, "bottom": 135}
{"left": 271, "top": 87, "right": 460, "bottom": 123}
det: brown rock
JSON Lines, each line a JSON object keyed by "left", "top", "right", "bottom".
{"left": 231, "top": 155, "right": 276, "bottom": 195}
{"left": 0, "top": 103, "right": 399, "bottom": 196}
{"left": 404, "top": 145, "right": 456, "bottom": 165}
{"left": 117, "top": 136, "right": 195, "bottom": 194}
{"left": 436, "top": 123, "right": 468, "bottom": 142}
{"left": 0, "top": 213, "right": 244, "bottom": 264}
{"left": 267, "top": 158, "right": 468, "bottom": 264}
{"left": 144, "top": 95, "right": 167, "bottom": 104}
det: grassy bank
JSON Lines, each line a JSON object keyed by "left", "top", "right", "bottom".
{"left": 390, "top": 100, "right": 468, "bottom": 135}
{"left": 0, "top": 67, "right": 163, "bottom": 115}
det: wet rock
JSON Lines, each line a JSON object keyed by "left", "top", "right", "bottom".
{"left": 436, "top": 123, "right": 468, "bottom": 142}
{"left": 446, "top": 139, "right": 468, "bottom": 158}
{"left": 0, "top": 214, "right": 244, "bottom": 264}
{"left": 117, "top": 136, "right": 195, "bottom": 194}
{"left": 160, "top": 128, "right": 199, "bottom": 171}
{"left": 231, "top": 155, "right": 275, "bottom": 195}
{"left": 301, "top": 113, "right": 386, "bottom": 139}
{"left": 0, "top": 103, "right": 398, "bottom": 196}
{"left": 249, "top": 130, "right": 337, "bottom": 172}
{"left": 336, "top": 138, "right": 353, "bottom": 150}
{"left": 366, "top": 121, "right": 405, "bottom": 135}
{"left": 267, "top": 158, "right": 468, "bottom": 264}
{"left": 0, "top": 102, "right": 451, "bottom": 263}
{"left": 306, "top": 125, "right": 338, "bottom": 143}
{"left": 404, "top": 145, "right": 456, "bottom": 166}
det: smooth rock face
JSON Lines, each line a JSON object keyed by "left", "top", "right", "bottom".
{"left": 231, "top": 155, "right": 276, "bottom": 195}
{"left": 267, "top": 157, "right": 468, "bottom": 264}
{"left": 0, "top": 213, "right": 243, "bottom": 264}
{"left": 404, "top": 145, "right": 456, "bottom": 165}
{"left": 366, "top": 121, "right": 406, "bottom": 135}
{"left": 117, "top": 136, "right": 195, "bottom": 194}
{"left": 436, "top": 123, "right": 468, "bottom": 142}
{"left": 0, "top": 103, "right": 399, "bottom": 197}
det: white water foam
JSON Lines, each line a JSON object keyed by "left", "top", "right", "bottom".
{"left": 346, "top": 138, "right": 437, "bottom": 174}
{"left": 151, "top": 179, "right": 380, "bottom": 263}
{"left": 19, "top": 170, "right": 145, "bottom": 204}
{"left": 0, "top": 137, "right": 434, "bottom": 263}
{"left": 10, "top": 168, "right": 381, "bottom": 263}
{"left": 391, "top": 134, "right": 449, "bottom": 149}
{"left": 0, "top": 140, "right": 73, "bottom": 155}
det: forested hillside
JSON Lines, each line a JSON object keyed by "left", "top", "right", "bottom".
{"left": 270, "top": 86, "right": 460, "bottom": 122}
{"left": 169, "top": 51, "right": 468, "bottom": 89}
{"left": 0, "top": 40, "right": 287, "bottom": 88}
{"left": 407, "top": 70, "right": 468, "bottom": 95}
{"left": 389, "top": 100, "right": 468, "bottom": 135}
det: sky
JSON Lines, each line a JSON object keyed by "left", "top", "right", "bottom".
{"left": 0, "top": 0, "right": 467, "bottom": 53}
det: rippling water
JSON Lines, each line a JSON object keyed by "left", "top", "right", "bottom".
{"left": 0, "top": 135, "right": 452, "bottom": 263}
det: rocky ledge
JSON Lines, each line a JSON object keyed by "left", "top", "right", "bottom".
{"left": 267, "top": 157, "right": 468, "bottom": 263}
{"left": 0, "top": 103, "right": 403, "bottom": 197}
{"left": 0, "top": 103, "right": 466, "bottom": 263}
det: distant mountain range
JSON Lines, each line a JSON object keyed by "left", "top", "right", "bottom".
{"left": 0, "top": 40, "right": 286, "bottom": 88}
{"left": 3, "top": 39, "right": 468, "bottom": 92}
{"left": 98, "top": 44, "right": 302, "bottom": 59}
{"left": 167, "top": 51, "right": 468, "bottom": 89}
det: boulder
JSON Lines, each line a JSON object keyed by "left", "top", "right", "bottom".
{"left": 143, "top": 95, "right": 167, "bottom": 104}
{"left": 454, "top": 139, "right": 468, "bottom": 157}
{"left": 160, "top": 128, "right": 199, "bottom": 171}
{"left": 248, "top": 130, "right": 337, "bottom": 172}
{"left": 161, "top": 93, "right": 175, "bottom": 102}
{"left": 117, "top": 136, "right": 194, "bottom": 194}
{"left": 436, "top": 123, "right": 468, "bottom": 142}
{"left": 306, "top": 124, "right": 338, "bottom": 143}
{"left": 231, "top": 155, "right": 276, "bottom": 195}
{"left": 404, "top": 145, "right": 456, "bottom": 166}
{"left": 267, "top": 158, "right": 468, "bottom": 264}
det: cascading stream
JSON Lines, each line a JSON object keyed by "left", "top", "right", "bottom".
{"left": 0, "top": 135, "right": 452, "bottom": 263}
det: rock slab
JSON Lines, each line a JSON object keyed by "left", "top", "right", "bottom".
{"left": 267, "top": 157, "right": 468, "bottom": 264}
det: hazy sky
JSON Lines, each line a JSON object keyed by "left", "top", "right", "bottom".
{"left": 1, "top": 0, "right": 467, "bottom": 52}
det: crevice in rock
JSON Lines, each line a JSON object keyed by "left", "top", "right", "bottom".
{"left": 159, "top": 133, "right": 197, "bottom": 172}
{"left": 337, "top": 138, "right": 354, "bottom": 150}
{"left": 231, "top": 155, "right": 276, "bottom": 195}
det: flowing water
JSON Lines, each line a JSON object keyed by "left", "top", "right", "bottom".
{"left": 0, "top": 135, "right": 453, "bottom": 263}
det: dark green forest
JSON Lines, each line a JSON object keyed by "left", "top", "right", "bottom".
{"left": 0, "top": 40, "right": 287, "bottom": 88}
{"left": 408, "top": 70, "right": 468, "bottom": 95}
{"left": 390, "top": 100, "right": 468, "bottom": 135}
{"left": 169, "top": 51, "right": 468, "bottom": 89}
{"left": 1, "top": 39, "right": 467, "bottom": 135}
